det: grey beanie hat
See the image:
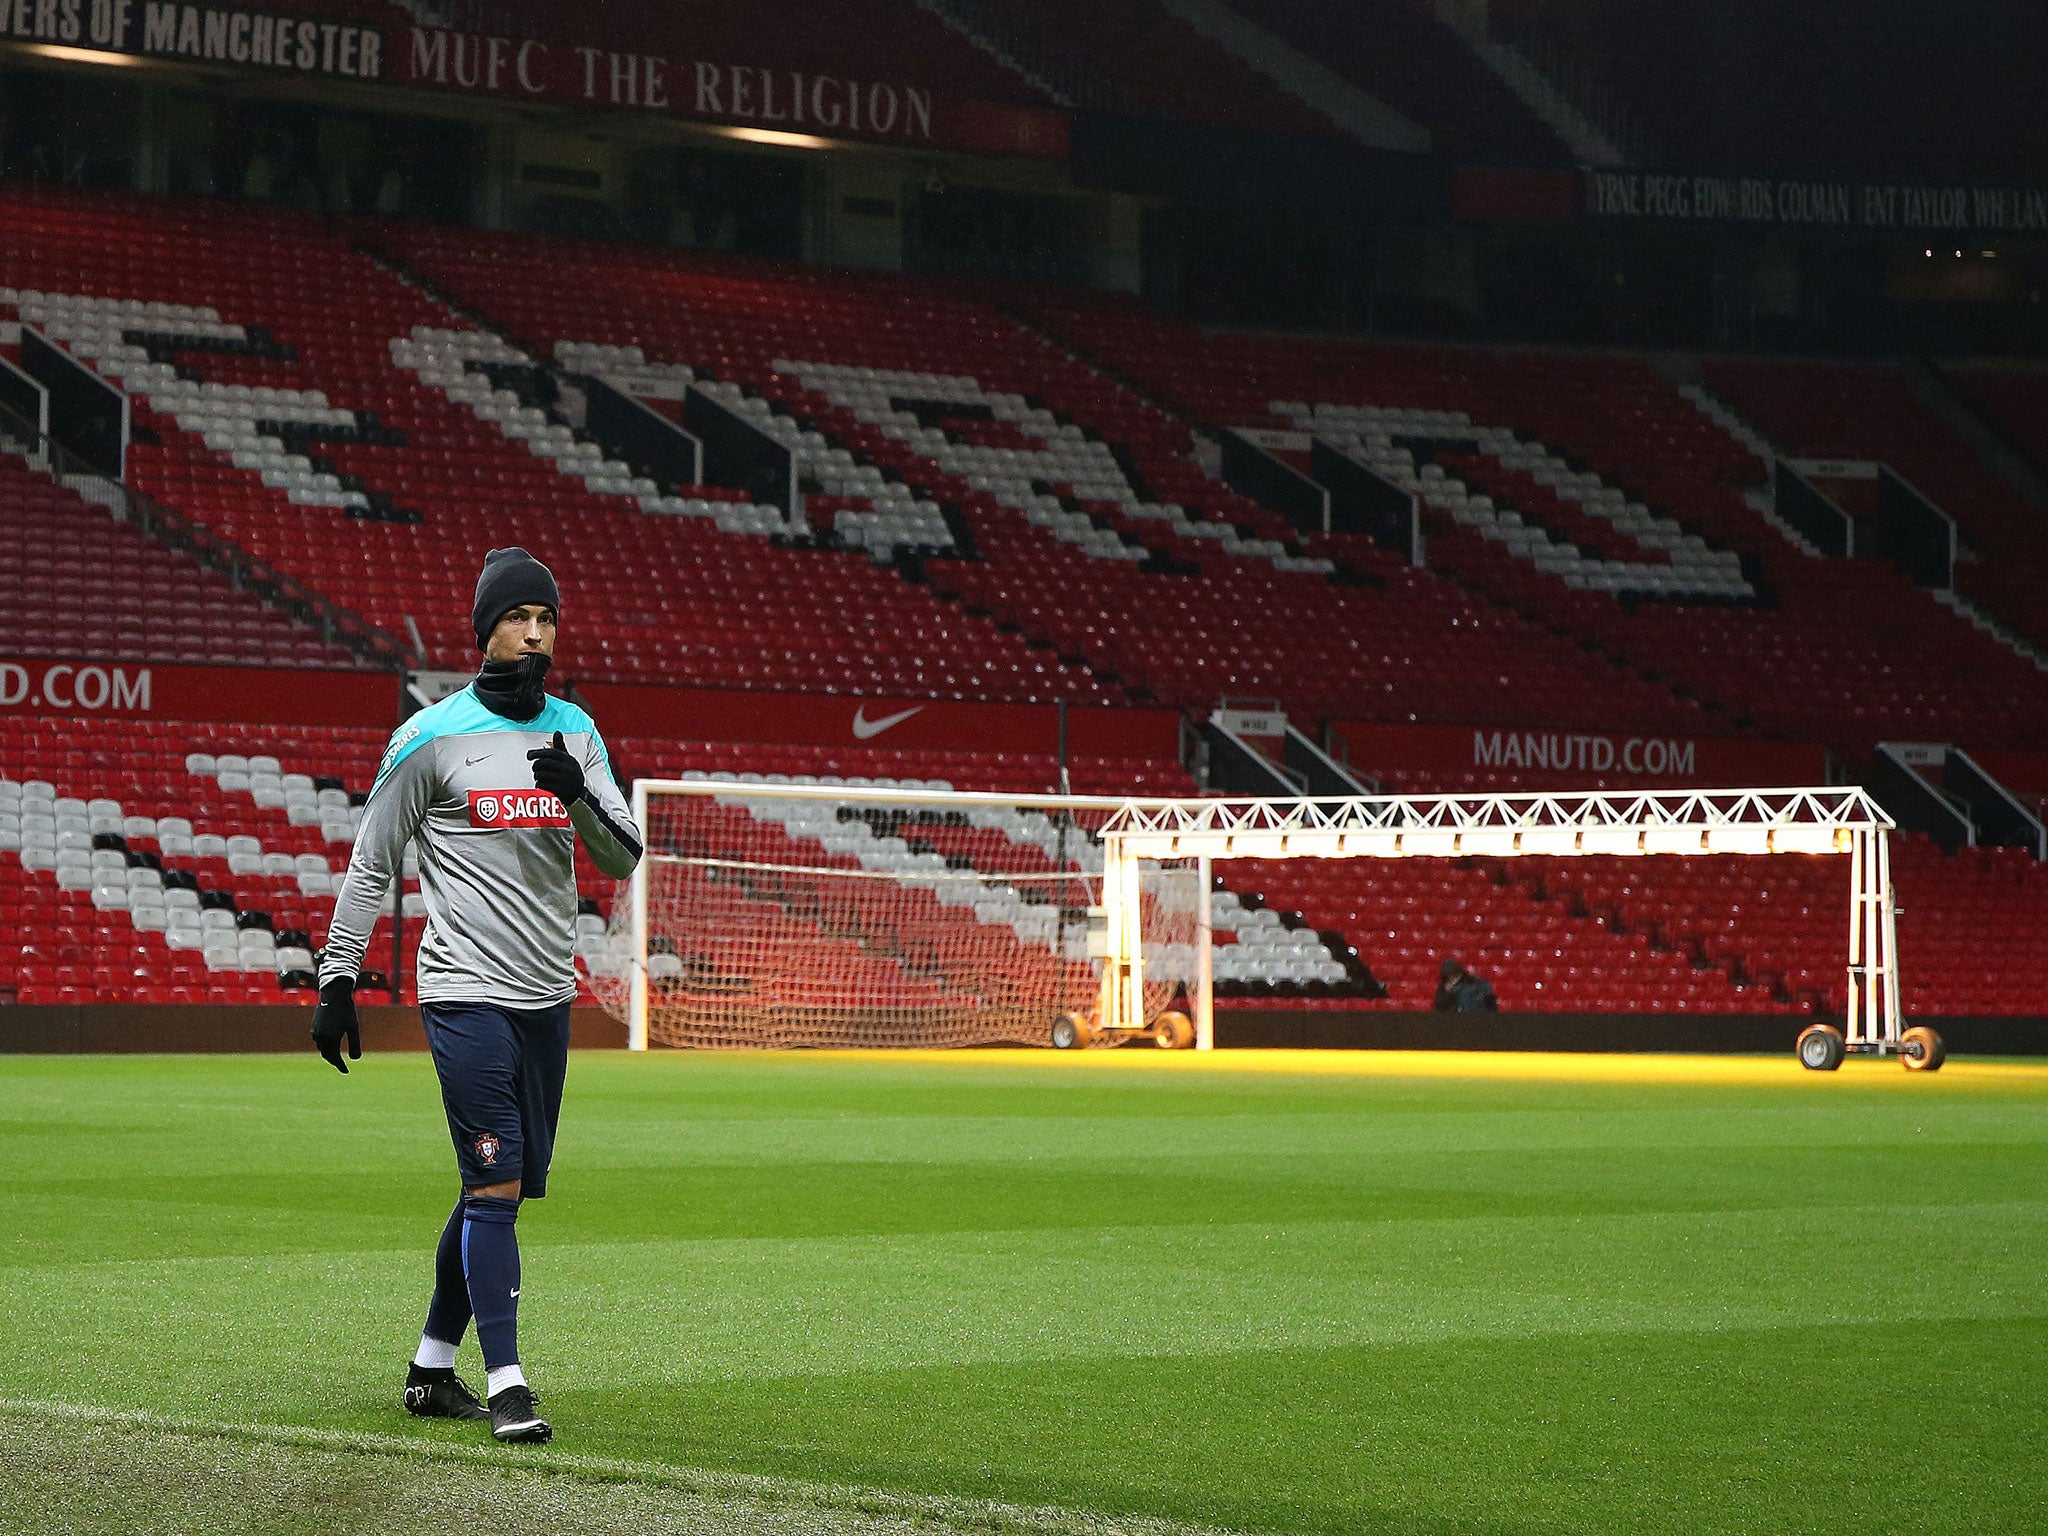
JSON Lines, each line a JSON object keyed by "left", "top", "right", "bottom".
{"left": 472, "top": 547, "right": 560, "bottom": 650}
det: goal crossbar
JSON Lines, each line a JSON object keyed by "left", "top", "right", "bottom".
{"left": 1097, "top": 786, "right": 1902, "bottom": 1051}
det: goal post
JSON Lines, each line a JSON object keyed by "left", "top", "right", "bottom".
{"left": 591, "top": 779, "right": 1205, "bottom": 1050}
{"left": 1100, "top": 786, "right": 1905, "bottom": 1055}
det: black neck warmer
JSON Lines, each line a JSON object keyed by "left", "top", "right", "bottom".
{"left": 474, "top": 653, "right": 552, "bottom": 721}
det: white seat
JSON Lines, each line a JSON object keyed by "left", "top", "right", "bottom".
{"left": 262, "top": 853, "right": 297, "bottom": 877}
{"left": 163, "top": 888, "right": 200, "bottom": 910}
{"left": 294, "top": 853, "right": 329, "bottom": 874}
{"left": 227, "top": 852, "right": 266, "bottom": 877}
{"left": 158, "top": 834, "right": 195, "bottom": 859}
{"left": 225, "top": 835, "right": 262, "bottom": 857}
{"left": 193, "top": 834, "right": 230, "bottom": 858}
{"left": 200, "top": 908, "right": 238, "bottom": 932}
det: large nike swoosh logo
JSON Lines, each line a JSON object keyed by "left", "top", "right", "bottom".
{"left": 851, "top": 704, "right": 924, "bottom": 740}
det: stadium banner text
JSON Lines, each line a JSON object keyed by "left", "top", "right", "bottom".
{"left": 0, "top": 658, "right": 394, "bottom": 727}
{"left": 1327, "top": 720, "right": 1826, "bottom": 786}
{"left": 0, "top": 4, "right": 1069, "bottom": 158}
{"left": 577, "top": 681, "right": 1180, "bottom": 760}
{"left": 1582, "top": 167, "right": 2048, "bottom": 234}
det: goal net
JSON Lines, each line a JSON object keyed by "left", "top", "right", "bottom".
{"left": 587, "top": 780, "right": 1204, "bottom": 1049}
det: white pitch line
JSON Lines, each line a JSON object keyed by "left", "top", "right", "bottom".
{"left": 0, "top": 1398, "right": 1244, "bottom": 1536}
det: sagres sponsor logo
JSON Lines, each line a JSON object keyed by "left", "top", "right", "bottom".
{"left": 468, "top": 789, "right": 571, "bottom": 827}
{"left": 851, "top": 704, "right": 923, "bottom": 740}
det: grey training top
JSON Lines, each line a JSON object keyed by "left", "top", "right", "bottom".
{"left": 319, "top": 685, "right": 642, "bottom": 1007}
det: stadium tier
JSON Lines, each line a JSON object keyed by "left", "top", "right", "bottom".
{"left": 7, "top": 719, "right": 2046, "bottom": 1020}
{"left": 0, "top": 448, "right": 358, "bottom": 669}
{"left": 369, "top": 222, "right": 1709, "bottom": 728}
{"left": 1008, "top": 289, "right": 2048, "bottom": 754}
{"left": 1700, "top": 357, "right": 2048, "bottom": 653}
{"left": 2, "top": 188, "right": 2045, "bottom": 1028}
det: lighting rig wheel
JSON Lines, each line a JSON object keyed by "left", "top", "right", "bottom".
{"left": 1051, "top": 1013, "right": 1091, "bottom": 1050}
{"left": 1796, "top": 1023, "right": 1846, "bottom": 1072}
{"left": 1899, "top": 1025, "right": 1947, "bottom": 1071}
{"left": 1152, "top": 1010, "right": 1195, "bottom": 1050}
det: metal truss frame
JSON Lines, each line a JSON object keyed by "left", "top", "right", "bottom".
{"left": 1098, "top": 787, "right": 1901, "bottom": 1052}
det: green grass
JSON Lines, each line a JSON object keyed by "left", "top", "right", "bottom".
{"left": 2, "top": 1049, "right": 2045, "bottom": 1535}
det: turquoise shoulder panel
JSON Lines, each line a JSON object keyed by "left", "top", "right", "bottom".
{"left": 528, "top": 694, "right": 604, "bottom": 763}
{"left": 370, "top": 688, "right": 492, "bottom": 792}
{"left": 372, "top": 688, "right": 600, "bottom": 793}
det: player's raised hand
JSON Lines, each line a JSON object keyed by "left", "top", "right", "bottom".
{"left": 311, "top": 979, "right": 362, "bottom": 1073}
{"left": 527, "top": 730, "right": 585, "bottom": 806}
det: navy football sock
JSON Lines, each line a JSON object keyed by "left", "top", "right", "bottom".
{"left": 461, "top": 1195, "right": 522, "bottom": 1372}
{"left": 421, "top": 1196, "right": 471, "bottom": 1351}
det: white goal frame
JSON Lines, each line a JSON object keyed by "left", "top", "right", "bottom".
{"left": 624, "top": 778, "right": 1210, "bottom": 1051}
{"left": 1099, "top": 786, "right": 1903, "bottom": 1053}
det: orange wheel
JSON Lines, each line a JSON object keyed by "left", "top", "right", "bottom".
{"left": 1900, "top": 1026, "right": 1946, "bottom": 1071}
{"left": 1152, "top": 1010, "right": 1195, "bottom": 1050}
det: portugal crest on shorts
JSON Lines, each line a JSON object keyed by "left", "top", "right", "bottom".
{"left": 475, "top": 1133, "right": 500, "bottom": 1166}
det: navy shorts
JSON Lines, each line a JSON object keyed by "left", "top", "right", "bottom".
{"left": 421, "top": 1000, "right": 572, "bottom": 1198}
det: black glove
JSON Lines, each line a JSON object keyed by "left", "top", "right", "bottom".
{"left": 311, "top": 978, "right": 361, "bottom": 1074}
{"left": 527, "top": 729, "right": 585, "bottom": 807}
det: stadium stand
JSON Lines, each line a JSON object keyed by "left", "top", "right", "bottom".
{"left": 0, "top": 448, "right": 359, "bottom": 668}
{"left": 0, "top": 188, "right": 1109, "bottom": 702}
{"left": 3, "top": 188, "right": 2044, "bottom": 1026}
{"left": 1701, "top": 357, "right": 2048, "bottom": 653}
{"left": 373, "top": 222, "right": 1707, "bottom": 730}
{"left": 1008, "top": 289, "right": 2048, "bottom": 755}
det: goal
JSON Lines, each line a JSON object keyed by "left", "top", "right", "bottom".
{"left": 1096, "top": 786, "right": 1928, "bottom": 1071}
{"left": 593, "top": 780, "right": 1929, "bottom": 1070}
{"left": 588, "top": 779, "right": 1208, "bottom": 1050}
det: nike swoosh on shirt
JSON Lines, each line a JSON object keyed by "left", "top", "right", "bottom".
{"left": 465, "top": 754, "right": 491, "bottom": 766}
{"left": 851, "top": 705, "right": 924, "bottom": 740}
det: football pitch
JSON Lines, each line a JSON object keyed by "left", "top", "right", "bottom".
{"left": 3, "top": 1047, "right": 2045, "bottom": 1535}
